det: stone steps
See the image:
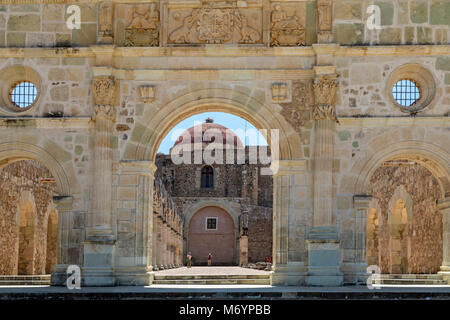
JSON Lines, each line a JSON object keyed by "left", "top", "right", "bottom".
{"left": 373, "top": 274, "right": 447, "bottom": 285}
{"left": 0, "top": 275, "right": 51, "bottom": 286}
{"left": 153, "top": 274, "right": 270, "bottom": 285}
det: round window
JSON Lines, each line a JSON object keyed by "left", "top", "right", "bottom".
{"left": 392, "top": 79, "right": 420, "bottom": 107}
{"left": 9, "top": 81, "right": 38, "bottom": 110}
{"left": 386, "top": 64, "right": 436, "bottom": 114}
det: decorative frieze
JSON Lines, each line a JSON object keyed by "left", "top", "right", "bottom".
{"left": 270, "top": 3, "right": 306, "bottom": 47}
{"left": 278, "top": 80, "right": 312, "bottom": 134}
{"left": 98, "top": 3, "right": 114, "bottom": 40}
{"left": 168, "top": 6, "right": 262, "bottom": 44}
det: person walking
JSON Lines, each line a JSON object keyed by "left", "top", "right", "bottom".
{"left": 187, "top": 252, "right": 192, "bottom": 268}
{"left": 207, "top": 252, "right": 212, "bottom": 266}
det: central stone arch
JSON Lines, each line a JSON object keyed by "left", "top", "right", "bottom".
{"left": 123, "top": 88, "right": 303, "bottom": 162}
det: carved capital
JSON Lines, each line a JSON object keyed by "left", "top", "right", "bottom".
{"left": 92, "top": 76, "right": 116, "bottom": 120}
{"left": 312, "top": 76, "right": 338, "bottom": 122}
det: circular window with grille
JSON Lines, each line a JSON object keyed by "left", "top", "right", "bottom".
{"left": 0, "top": 66, "right": 42, "bottom": 115}
{"left": 386, "top": 64, "right": 436, "bottom": 114}
{"left": 9, "top": 81, "right": 38, "bottom": 110}
{"left": 392, "top": 79, "right": 420, "bottom": 107}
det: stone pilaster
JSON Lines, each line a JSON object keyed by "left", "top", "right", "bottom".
{"left": 306, "top": 65, "right": 342, "bottom": 286}
{"left": 438, "top": 198, "right": 450, "bottom": 284}
{"left": 114, "top": 160, "right": 157, "bottom": 285}
{"left": 82, "top": 73, "right": 117, "bottom": 286}
{"left": 50, "top": 196, "right": 73, "bottom": 286}
{"left": 317, "top": 0, "right": 333, "bottom": 43}
{"left": 270, "top": 160, "right": 308, "bottom": 286}
{"left": 341, "top": 195, "right": 372, "bottom": 284}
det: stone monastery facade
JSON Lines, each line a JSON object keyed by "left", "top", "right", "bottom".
{"left": 0, "top": 0, "right": 448, "bottom": 286}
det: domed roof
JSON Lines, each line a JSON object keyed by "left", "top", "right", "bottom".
{"left": 173, "top": 118, "right": 243, "bottom": 148}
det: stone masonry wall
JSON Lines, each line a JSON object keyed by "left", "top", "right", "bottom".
{"left": 0, "top": 160, "right": 57, "bottom": 275}
{"left": 370, "top": 164, "right": 443, "bottom": 274}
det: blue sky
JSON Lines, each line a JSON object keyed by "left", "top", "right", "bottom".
{"left": 157, "top": 112, "right": 268, "bottom": 154}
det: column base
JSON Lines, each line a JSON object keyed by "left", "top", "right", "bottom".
{"left": 270, "top": 262, "right": 307, "bottom": 286}
{"left": 438, "top": 266, "right": 450, "bottom": 284}
{"left": 50, "top": 264, "right": 69, "bottom": 286}
{"left": 82, "top": 241, "right": 115, "bottom": 287}
{"left": 306, "top": 232, "right": 343, "bottom": 287}
{"left": 115, "top": 267, "right": 152, "bottom": 286}
{"left": 82, "top": 267, "right": 115, "bottom": 286}
{"left": 341, "top": 262, "right": 369, "bottom": 285}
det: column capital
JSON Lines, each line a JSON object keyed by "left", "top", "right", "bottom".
{"left": 120, "top": 160, "right": 157, "bottom": 177}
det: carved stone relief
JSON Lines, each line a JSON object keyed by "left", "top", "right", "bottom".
{"left": 168, "top": 6, "right": 262, "bottom": 44}
{"left": 279, "top": 80, "right": 312, "bottom": 133}
{"left": 98, "top": 3, "right": 114, "bottom": 38}
{"left": 312, "top": 76, "right": 338, "bottom": 122}
{"left": 124, "top": 3, "right": 159, "bottom": 47}
{"left": 138, "top": 85, "right": 155, "bottom": 103}
{"left": 92, "top": 76, "right": 116, "bottom": 120}
{"left": 317, "top": 0, "right": 332, "bottom": 43}
{"left": 270, "top": 3, "right": 306, "bottom": 47}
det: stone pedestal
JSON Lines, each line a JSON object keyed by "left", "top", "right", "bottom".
{"left": 306, "top": 227, "right": 343, "bottom": 286}
{"left": 239, "top": 235, "right": 248, "bottom": 266}
{"left": 270, "top": 262, "right": 307, "bottom": 286}
{"left": 82, "top": 241, "right": 115, "bottom": 286}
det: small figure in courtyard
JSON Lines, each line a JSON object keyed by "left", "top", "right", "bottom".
{"left": 208, "top": 252, "right": 212, "bottom": 266}
{"left": 187, "top": 252, "right": 192, "bottom": 268}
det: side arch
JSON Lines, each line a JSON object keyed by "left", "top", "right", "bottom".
{"left": 342, "top": 140, "right": 450, "bottom": 198}
{"left": 0, "top": 136, "right": 79, "bottom": 196}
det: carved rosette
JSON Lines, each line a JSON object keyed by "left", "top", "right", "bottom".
{"left": 92, "top": 76, "right": 116, "bottom": 121}
{"left": 312, "top": 76, "right": 338, "bottom": 122}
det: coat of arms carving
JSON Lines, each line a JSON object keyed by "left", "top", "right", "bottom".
{"left": 168, "top": 7, "right": 261, "bottom": 44}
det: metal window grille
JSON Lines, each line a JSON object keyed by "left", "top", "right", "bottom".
{"left": 10, "top": 81, "right": 37, "bottom": 109}
{"left": 206, "top": 218, "right": 217, "bottom": 230}
{"left": 392, "top": 79, "right": 420, "bottom": 107}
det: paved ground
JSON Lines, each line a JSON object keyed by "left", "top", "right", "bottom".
{"left": 154, "top": 266, "right": 270, "bottom": 275}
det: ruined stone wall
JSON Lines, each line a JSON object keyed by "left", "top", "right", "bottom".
{"left": 370, "top": 164, "right": 442, "bottom": 274}
{"left": 247, "top": 205, "right": 273, "bottom": 263}
{"left": 0, "top": 160, "right": 57, "bottom": 275}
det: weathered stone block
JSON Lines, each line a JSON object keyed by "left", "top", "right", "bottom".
{"left": 380, "top": 28, "right": 402, "bottom": 44}
{"left": 430, "top": 0, "right": 450, "bottom": 26}
{"left": 50, "top": 85, "right": 69, "bottom": 101}
{"left": 334, "top": 23, "right": 364, "bottom": 44}
{"left": 72, "top": 23, "right": 97, "bottom": 46}
{"left": 417, "top": 26, "right": 432, "bottom": 44}
{"left": 7, "top": 15, "right": 40, "bottom": 31}
{"left": 375, "top": 1, "right": 394, "bottom": 26}
{"left": 405, "top": 27, "right": 415, "bottom": 44}
{"left": 6, "top": 32, "right": 26, "bottom": 47}
{"left": 411, "top": 0, "right": 428, "bottom": 24}
{"left": 437, "top": 57, "right": 450, "bottom": 71}
{"left": 335, "top": 2, "right": 362, "bottom": 20}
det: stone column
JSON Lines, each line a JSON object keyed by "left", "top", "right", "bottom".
{"left": 438, "top": 198, "right": 450, "bottom": 283}
{"left": 50, "top": 196, "right": 73, "bottom": 286}
{"left": 83, "top": 75, "right": 117, "bottom": 286}
{"left": 114, "top": 161, "right": 156, "bottom": 285}
{"left": 156, "top": 216, "right": 163, "bottom": 269}
{"left": 270, "top": 160, "right": 308, "bottom": 286}
{"left": 306, "top": 66, "right": 343, "bottom": 286}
